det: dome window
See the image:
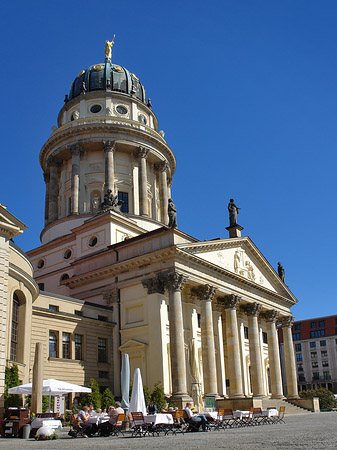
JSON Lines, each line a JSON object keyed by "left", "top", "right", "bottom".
{"left": 90, "top": 104, "right": 102, "bottom": 114}
{"left": 63, "top": 249, "right": 72, "bottom": 260}
{"left": 37, "top": 259, "right": 44, "bottom": 269}
{"left": 116, "top": 105, "right": 128, "bottom": 115}
{"left": 60, "top": 273, "right": 69, "bottom": 282}
{"left": 89, "top": 236, "right": 98, "bottom": 247}
{"left": 138, "top": 114, "right": 147, "bottom": 125}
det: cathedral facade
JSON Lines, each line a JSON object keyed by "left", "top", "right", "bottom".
{"left": 0, "top": 44, "right": 299, "bottom": 410}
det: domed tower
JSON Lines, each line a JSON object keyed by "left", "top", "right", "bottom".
{"left": 40, "top": 41, "right": 175, "bottom": 245}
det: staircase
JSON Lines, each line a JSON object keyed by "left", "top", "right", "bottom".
{"left": 262, "top": 398, "right": 312, "bottom": 415}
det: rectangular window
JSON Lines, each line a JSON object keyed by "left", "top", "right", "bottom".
{"left": 310, "top": 341, "right": 316, "bottom": 348}
{"left": 262, "top": 332, "right": 268, "bottom": 344}
{"left": 320, "top": 340, "right": 326, "bottom": 347}
{"left": 323, "top": 371, "right": 331, "bottom": 380}
{"left": 74, "top": 334, "right": 82, "bottom": 360}
{"left": 294, "top": 324, "right": 301, "bottom": 331}
{"left": 321, "top": 351, "right": 328, "bottom": 358}
{"left": 311, "top": 352, "right": 317, "bottom": 358}
{"left": 49, "top": 305, "right": 59, "bottom": 311}
{"left": 10, "top": 296, "right": 19, "bottom": 362}
{"left": 62, "top": 332, "right": 71, "bottom": 359}
{"left": 312, "top": 372, "right": 319, "bottom": 380}
{"left": 296, "top": 353, "right": 303, "bottom": 362}
{"left": 38, "top": 283, "right": 45, "bottom": 290}
{"left": 293, "top": 333, "right": 301, "bottom": 341}
{"left": 298, "top": 374, "right": 305, "bottom": 382}
{"left": 98, "top": 338, "right": 107, "bottom": 363}
{"left": 295, "top": 344, "right": 302, "bottom": 352}
{"left": 311, "top": 321, "right": 317, "bottom": 329}
{"left": 310, "top": 330, "right": 325, "bottom": 338}
{"left": 197, "top": 314, "right": 201, "bottom": 329}
{"left": 49, "top": 331, "right": 58, "bottom": 358}
{"left": 318, "top": 320, "right": 325, "bottom": 328}
{"left": 244, "top": 327, "right": 249, "bottom": 340}
{"left": 322, "top": 361, "right": 329, "bottom": 367}
{"left": 118, "top": 192, "right": 129, "bottom": 213}
{"left": 297, "top": 364, "right": 303, "bottom": 372}
{"left": 312, "top": 362, "right": 318, "bottom": 368}
{"left": 99, "top": 371, "right": 109, "bottom": 379}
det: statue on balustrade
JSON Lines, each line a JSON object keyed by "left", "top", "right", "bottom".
{"left": 228, "top": 198, "right": 240, "bottom": 226}
{"left": 101, "top": 189, "right": 123, "bottom": 212}
{"left": 168, "top": 198, "right": 177, "bottom": 228}
{"left": 277, "top": 262, "right": 285, "bottom": 282}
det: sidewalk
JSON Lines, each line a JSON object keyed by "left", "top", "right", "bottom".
{"left": 0, "top": 412, "right": 336, "bottom": 450}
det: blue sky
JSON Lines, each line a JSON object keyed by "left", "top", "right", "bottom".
{"left": 1, "top": 1, "right": 337, "bottom": 320}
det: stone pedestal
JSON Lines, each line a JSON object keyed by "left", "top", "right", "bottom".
{"left": 226, "top": 224, "right": 244, "bottom": 238}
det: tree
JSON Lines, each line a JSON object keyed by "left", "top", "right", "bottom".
{"left": 80, "top": 379, "right": 102, "bottom": 409}
{"left": 4, "top": 364, "right": 20, "bottom": 408}
{"left": 143, "top": 384, "right": 151, "bottom": 407}
{"left": 101, "top": 387, "right": 115, "bottom": 410}
{"left": 299, "top": 388, "right": 336, "bottom": 410}
{"left": 151, "top": 382, "right": 166, "bottom": 412}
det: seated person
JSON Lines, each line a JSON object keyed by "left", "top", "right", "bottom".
{"left": 147, "top": 400, "right": 158, "bottom": 414}
{"left": 99, "top": 402, "right": 124, "bottom": 436}
{"left": 184, "top": 402, "right": 208, "bottom": 431}
{"left": 89, "top": 404, "right": 96, "bottom": 416}
{"left": 77, "top": 406, "right": 98, "bottom": 437}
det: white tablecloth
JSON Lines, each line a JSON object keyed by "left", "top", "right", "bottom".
{"left": 88, "top": 415, "right": 109, "bottom": 425}
{"left": 31, "top": 419, "right": 62, "bottom": 430}
{"left": 233, "top": 409, "right": 278, "bottom": 419}
{"left": 204, "top": 411, "right": 218, "bottom": 420}
{"left": 144, "top": 413, "right": 174, "bottom": 425}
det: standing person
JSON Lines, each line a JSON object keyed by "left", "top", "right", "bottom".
{"left": 78, "top": 406, "right": 97, "bottom": 438}
{"left": 147, "top": 400, "right": 158, "bottom": 414}
{"left": 184, "top": 402, "right": 208, "bottom": 431}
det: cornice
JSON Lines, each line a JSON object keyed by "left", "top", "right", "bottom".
{"left": 9, "top": 263, "right": 39, "bottom": 299}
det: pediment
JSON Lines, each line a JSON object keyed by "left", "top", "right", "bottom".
{"left": 119, "top": 339, "right": 148, "bottom": 352}
{"left": 0, "top": 204, "right": 27, "bottom": 239}
{"left": 178, "top": 237, "right": 295, "bottom": 300}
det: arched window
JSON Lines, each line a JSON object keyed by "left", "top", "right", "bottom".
{"left": 10, "top": 294, "right": 19, "bottom": 361}
{"left": 60, "top": 273, "right": 69, "bottom": 282}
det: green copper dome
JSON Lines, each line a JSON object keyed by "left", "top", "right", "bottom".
{"left": 69, "top": 62, "right": 146, "bottom": 103}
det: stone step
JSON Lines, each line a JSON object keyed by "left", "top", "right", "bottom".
{"left": 262, "top": 398, "right": 312, "bottom": 415}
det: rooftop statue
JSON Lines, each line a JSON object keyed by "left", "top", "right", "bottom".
{"left": 277, "top": 262, "right": 285, "bottom": 282}
{"left": 228, "top": 198, "right": 240, "bottom": 226}
{"left": 168, "top": 198, "right": 177, "bottom": 228}
{"left": 105, "top": 35, "right": 115, "bottom": 62}
{"left": 101, "top": 189, "right": 123, "bottom": 212}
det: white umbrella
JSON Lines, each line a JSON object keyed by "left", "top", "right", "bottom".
{"left": 9, "top": 378, "right": 92, "bottom": 410}
{"left": 189, "top": 339, "right": 203, "bottom": 412}
{"left": 121, "top": 353, "right": 130, "bottom": 411}
{"left": 129, "top": 368, "right": 146, "bottom": 415}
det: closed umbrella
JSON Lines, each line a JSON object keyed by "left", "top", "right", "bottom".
{"left": 190, "top": 339, "right": 203, "bottom": 412}
{"left": 129, "top": 368, "right": 146, "bottom": 415}
{"left": 121, "top": 353, "right": 130, "bottom": 412}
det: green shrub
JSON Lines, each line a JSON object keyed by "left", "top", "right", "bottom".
{"left": 299, "top": 388, "right": 336, "bottom": 410}
{"left": 101, "top": 387, "right": 115, "bottom": 410}
{"left": 151, "top": 382, "right": 166, "bottom": 412}
{"left": 80, "top": 378, "right": 102, "bottom": 409}
{"left": 143, "top": 385, "right": 151, "bottom": 406}
{"left": 4, "top": 364, "right": 20, "bottom": 408}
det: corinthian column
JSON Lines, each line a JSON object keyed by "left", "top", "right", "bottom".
{"left": 43, "top": 173, "right": 50, "bottom": 225}
{"left": 265, "top": 310, "right": 284, "bottom": 399}
{"left": 70, "top": 143, "right": 82, "bottom": 215}
{"left": 281, "top": 316, "right": 299, "bottom": 399}
{"left": 161, "top": 270, "right": 188, "bottom": 398}
{"left": 135, "top": 146, "right": 149, "bottom": 216}
{"left": 221, "top": 294, "right": 244, "bottom": 398}
{"left": 155, "top": 160, "right": 169, "bottom": 225}
{"left": 193, "top": 285, "right": 218, "bottom": 396}
{"left": 246, "top": 302, "right": 265, "bottom": 397}
{"left": 103, "top": 140, "right": 115, "bottom": 194}
{"left": 47, "top": 156, "right": 61, "bottom": 222}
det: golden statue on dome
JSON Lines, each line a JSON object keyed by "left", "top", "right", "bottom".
{"left": 105, "top": 35, "right": 115, "bottom": 62}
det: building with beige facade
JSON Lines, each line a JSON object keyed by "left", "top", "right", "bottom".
{"left": 1, "top": 43, "right": 300, "bottom": 411}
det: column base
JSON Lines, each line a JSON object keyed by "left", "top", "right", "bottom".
{"left": 169, "top": 394, "right": 193, "bottom": 409}
{"left": 287, "top": 395, "right": 300, "bottom": 400}
{"left": 270, "top": 394, "right": 285, "bottom": 399}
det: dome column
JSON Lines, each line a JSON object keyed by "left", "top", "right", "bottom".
{"left": 155, "top": 161, "right": 169, "bottom": 225}
{"left": 43, "top": 173, "right": 50, "bottom": 226}
{"left": 47, "top": 156, "right": 61, "bottom": 223}
{"left": 103, "top": 140, "right": 115, "bottom": 194}
{"left": 70, "top": 143, "right": 83, "bottom": 215}
{"left": 136, "top": 147, "right": 149, "bottom": 216}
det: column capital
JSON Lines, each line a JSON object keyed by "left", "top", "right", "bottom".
{"left": 191, "top": 284, "right": 217, "bottom": 301}
{"left": 154, "top": 160, "right": 169, "bottom": 173}
{"left": 102, "top": 288, "right": 119, "bottom": 305}
{"left": 69, "top": 143, "right": 83, "bottom": 156}
{"left": 142, "top": 276, "right": 165, "bottom": 294}
{"left": 103, "top": 140, "right": 116, "bottom": 153}
{"left": 218, "top": 293, "right": 241, "bottom": 309}
{"left": 43, "top": 172, "right": 50, "bottom": 183}
{"left": 281, "top": 315, "right": 295, "bottom": 328}
{"left": 47, "top": 155, "right": 62, "bottom": 167}
{"left": 159, "top": 270, "right": 188, "bottom": 292}
{"left": 245, "top": 302, "right": 262, "bottom": 317}
{"left": 264, "top": 309, "right": 280, "bottom": 323}
{"left": 135, "top": 146, "right": 150, "bottom": 159}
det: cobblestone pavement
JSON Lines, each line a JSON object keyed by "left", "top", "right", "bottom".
{"left": 1, "top": 412, "right": 337, "bottom": 450}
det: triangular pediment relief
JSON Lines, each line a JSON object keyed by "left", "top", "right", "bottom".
{"left": 0, "top": 204, "right": 27, "bottom": 239}
{"left": 178, "top": 237, "right": 295, "bottom": 300}
{"left": 119, "top": 339, "right": 148, "bottom": 353}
